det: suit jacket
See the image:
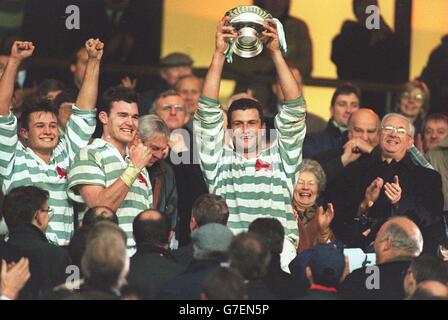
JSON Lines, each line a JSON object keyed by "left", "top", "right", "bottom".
{"left": 338, "top": 258, "right": 412, "bottom": 300}
{"left": 7, "top": 224, "right": 71, "bottom": 299}
{"left": 303, "top": 120, "right": 345, "bottom": 159}
{"left": 327, "top": 147, "right": 445, "bottom": 253}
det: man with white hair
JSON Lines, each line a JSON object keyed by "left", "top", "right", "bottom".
{"left": 328, "top": 113, "right": 445, "bottom": 254}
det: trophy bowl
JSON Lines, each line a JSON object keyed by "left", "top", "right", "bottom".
{"left": 226, "top": 5, "right": 273, "bottom": 58}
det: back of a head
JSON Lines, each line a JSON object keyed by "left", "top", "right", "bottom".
{"left": 201, "top": 267, "right": 247, "bottom": 300}
{"left": 36, "top": 79, "right": 66, "bottom": 98}
{"left": 82, "top": 206, "right": 118, "bottom": 228}
{"left": 248, "top": 218, "right": 284, "bottom": 255}
{"left": 81, "top": 221, "right": 128, "bottom": 291}
{"left": 410, "top": 255, "right": 448, "bottom": 285}
{"left": 229, "top": 232, "right": 271, "bottom": 281}
{"left": 2, "top": 186, "right": 48, "bottom": 229}
{"left": 192, "top": 194, "right": 229, "bottom": 227}
{"left": 138, "top": 114, "right": 170, "bottom": 144}
{"left": 191, "top": 223, "right": 234, "bottom": 261}
{"left": 380, "top": 217, "right": 423, "bottom": 258}
{"left": 53, "top": 89, "right": 78, "bottom": 110}
{"left": 410, "top": 280, "right": 448, "bottom": 300}
{"left": 132, "top": 209, "right": 169, "bottom": 246}
{"left": 309, "top": 243, "right": 345, "bottom": 288}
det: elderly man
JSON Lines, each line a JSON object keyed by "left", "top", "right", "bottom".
{"left": 328, "top": 113, "right": 445, "bottom": 253}
{"left": 338, "top": 217, "right": 424, "bottom": 300}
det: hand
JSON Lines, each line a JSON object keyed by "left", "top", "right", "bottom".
{"left": 350, "top": 138, "right": 375, "bottom": 154}
{"left": 215, "top": 16, "right": 237, "bottom": 55}
{"left": 85, "top": 38, "right": 104, "bottom": 60}
{"left": 129, "top": 143, "right": 152, "bottom": 170}
{"left": 161, "top": 145, "right": 170, "bottom": 159}
{"left": 10, "top": 41, "right": 35, "bottom": 61}
{"left": 121, "top": 76, "right": 137, "bottom": 90}
{"left": 384, "top": 175, "right": 401, "bottom": 205}
{"left": 317, "top": 203, "right": 335, "bottom": 233}
{"left": 362, "top": 177, "right": 384, "bottom": 210}
{"left": 0, "top": 258, "right": 30, "bottom": 300}
{"left": 341, "top": 140, "right": 363, "bottom": 167}
{"left": 261, "top": 19, "right": 281, "bottom": 54}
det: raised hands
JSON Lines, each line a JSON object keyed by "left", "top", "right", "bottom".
{"left": 362, "top": 177, "right": 384, "bottom": 210}
{"left": 317, "top": 203, "right": 335, "bottom": 233}
{"left": 85, "top": 38, "right": 104, "bottom": 60}
{"left": 384, "top": 175, "right": 401, "bottom": 205}
{"left": 262, "top": 19, "right": 280, "bottom": 54}
{"left": 10, "top": 41, "right": 35, "bottom": 62}
{"left": 215, "top": 16, "right": 237, "bottom": 55}
{"left": 0, "top": 258, "right": 31, "bottom": 300}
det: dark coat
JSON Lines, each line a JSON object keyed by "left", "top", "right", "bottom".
{"left": 7, "top": 224, "right": 71, "bottom": 299}
{"left": 338, "top": 259, "right": 412, "bottom": 300}
{"left": 327, "top": 147, "right": 445, "bottom": 253}
{"left": 303, "top": 120, "right": 346, "bottom": 159}
{"left": 127, "top": 244, "right": 185, "bottom": 299}
{"left": 157, "top": 259, "right": 221, "bottom": 300}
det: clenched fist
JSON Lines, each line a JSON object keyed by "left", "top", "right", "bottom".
{"left": 85, "top": 38, "right": 104, "bottom": 60}
{"left": 10, "top": 41, "right": 35, "bottom": 61}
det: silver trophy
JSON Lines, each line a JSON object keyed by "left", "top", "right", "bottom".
{"left": 226, "top": 5, "right": 272, "bottom": 59}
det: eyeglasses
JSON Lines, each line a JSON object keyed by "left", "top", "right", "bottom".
{"left": 401, "top": 92, "right": 424, "bottom": 102}
{"left": 40, "top": 207, "right": 55, "bottom": 219}
{"left": 161, "top": 104, "right": 186, "bottom": 113}
{"left": 381, "top": 125, "right": 408, "bottom": 137}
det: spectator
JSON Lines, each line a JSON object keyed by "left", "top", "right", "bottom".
{"left": 175, "top": 75, "right": 202, "bottom": 118}
{"left": 139, "top": 52, "right": 193, "bottom": 115}
{"left": 303, "top": 83, "right": 360, "bottom": 158}
{"left": 409, "top": 280, "right": 448, "bottom": 300}
{"left": 249, "top": 218, "right": 308, "bottom": 299}
{"left": 127, "top": 209, "right": 184, "bottom": 299}
{"left": 293, "top": 159, "right": 335, "bottom": 253}
{"left": 200, "top": 267, "right": 247, "bottom": 300}
{"left": 52, "top": 89, "right": 78, "bottom": 133}
{"left": 338, "top": 217, "right": 423, "bottom": 300}
{"left": 174, "top": 194, "right": 229, "bottom": 267}
{"left": 67, "top": 206, "right": 118, "bottom": 270}
{"left": 427, "top": 135, "right": 448, "bottom": 211}
{"left": 228, "top": 232, "right": 275, "bottom": 300}
{"left": 137, "top": 114, "right": 176, "bottom": 239}
{"left": 158, "top": 223, "right": 233, "bottom": 300}
{"left": 79, "top": 221, "right": 129, "bottom": 299}
{"left": 395, "top": 80, "right": 430, "bottom": 141}
{"left": 422, "top": 113, "right": 448, "bottom": 153}
{"left": 0, "top": 39, "right": 101, "bottom": 245}
{"left": 36, "top": 79, "right": 65, "bottom": 101}
{"left": 69, "top": 46, "right": 88, "bottom": 93}
{"left": 419, "top": 34, "right": 448, "bottom": 115}
{"left": 300, "top": 243, "right": 346, "bottom": 300}
{"left": 2, "top": 186, "right": 71, "bottom": 299}
{"left": 328, "top": 113, "right": 445, "bottom": 253}
{"left": 68, "top": 86, "right": 155, "bottom": 252}
{"left": 403, "top": 255, "right": 448, "bottom": 298}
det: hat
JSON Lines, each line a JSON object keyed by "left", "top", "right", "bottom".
{"left": 160, "top": 52, "right": 193, "bottom": 68}
{"left": 309, "top": 243, "right": 345, "bottom": 287}
{"left": 191, "top": 223, "right": 234, "bottom": 254}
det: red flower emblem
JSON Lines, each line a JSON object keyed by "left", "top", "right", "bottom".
{"left": 56, "top": 166, "right": 67, "bottom": 179}
{"left": 255, "top": 159, "right": 272, "bottom": 172}
{"left": 137, "top": 173, "right": 148, "bottom": 186}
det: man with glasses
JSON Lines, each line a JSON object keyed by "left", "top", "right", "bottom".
{"left": 2, "top": 186, "right": 71, "bottom": 299}
{"left": 328, "top": 113, "right": 445, "bottom": 254}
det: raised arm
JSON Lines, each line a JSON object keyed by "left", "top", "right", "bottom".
{"left": 263, "top": 19, "right": 301, "bottom": 100}
{"left": 0, "top": 41, "right": 34, "bottom": 115}
{"left": 202, "top": 16, "right": 237, "bottom": 100}
{"left": 75, "top": 38, "right": 103, "bottom": 110}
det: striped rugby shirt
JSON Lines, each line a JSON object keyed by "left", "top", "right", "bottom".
{"left": 193, "top": 96, "right": 306, "bottom": 245}
{"left": 0, "top": 106, "right": 96, "bottom": 245}
{"left": 67, "top": 138, "right": 153, "bottom": 249}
